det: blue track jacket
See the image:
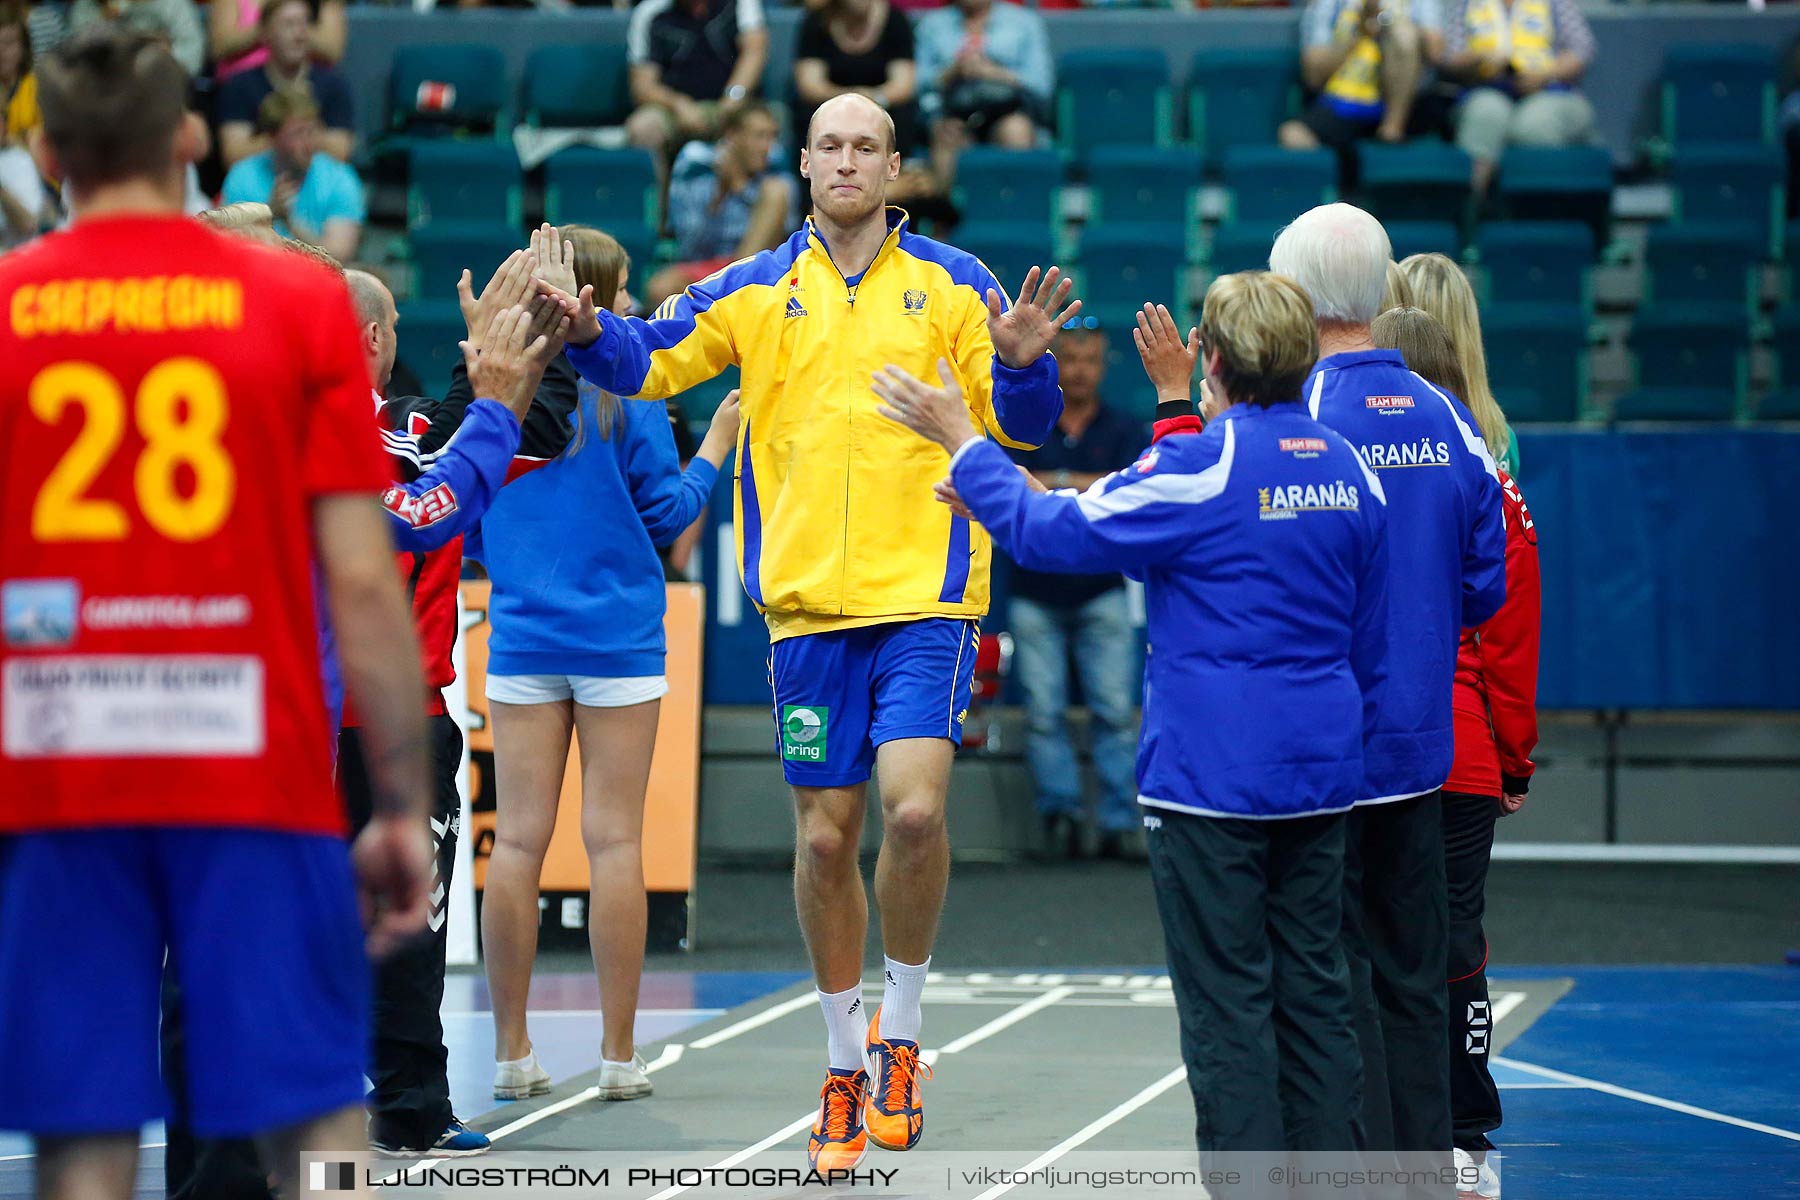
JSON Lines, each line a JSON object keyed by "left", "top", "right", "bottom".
{"left": 1305, "top": 349, "right": 1507, "bottom": 803}
{"left": 952, "top": 400, "right": 1391, "bottom": 820}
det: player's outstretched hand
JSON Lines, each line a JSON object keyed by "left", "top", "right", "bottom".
{"left": 1134, "top": 302, "right": 1200, "bottom": 405}
{"left": 934, "top": 462, "right": 1044, "bottom": 521}
{"left": 353, "top": 814, "right": 432, "bottom": 959}
{"left": 874, "top": 358, "right": 978, "bottom": 455}
{"left": 697, "top": 389, "right": 741, "bottom": 468}
{"left": 463, "top": 304, "right": 565, "bottom": 421}
{"left": 535, "top": 277, "right": 603, "bottom": 349}
{"left": 987, "top": 265, "right": 1082, "bottom": 369}
{"left": 457, "top": 248, "right": 537, "bottom": 341}
{"left": 530, "top": 222, "right": 578, "bottom": 298}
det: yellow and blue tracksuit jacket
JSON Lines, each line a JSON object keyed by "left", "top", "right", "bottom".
{"left": 565, "top": 208, "right": 1064, "bottom": 642}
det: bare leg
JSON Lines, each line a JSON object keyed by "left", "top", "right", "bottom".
{"left": 793, "top": 783, "right": 870, "bottom": 993}
{"left": 1376, "top": 20, "right": 1425, "bottom": 142}
{"left": 257, "top": 1105, "right": 369, "bottom": 1199}
{"left": 872, "top": 738, "right": 954, "bottom": 964}
{"left": 930, "top": 118, "right": 969, "bottom": 191}
{"left": 991, "top": 112, "right": 1038, "bottom": 150}
{"left": 483, "top": 699, "right": 574, "bottom": 1062}
{"left": 573, "top": 698, "right": 661, "bottom": 1063}
{"left": 1279, "top": 119, "right": 1321, "bottom": 151}
{"left": 35, "top": 1134, "right": 137, "bottom": 1200}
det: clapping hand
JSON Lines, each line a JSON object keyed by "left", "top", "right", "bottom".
{"left": 1133, "top": 302, "right": 1200, "bottom": 406}
{"left": 457, "top": 248, "right": 538, "bottom": 341}
{"left": 462, "top": 302, "right": 570, "bottom": 421}
{"left": 873, "top": 359, "right": 980, "bottom": 455}
{"left": 987, "top": 266, "right": 1082, "bottom": 370}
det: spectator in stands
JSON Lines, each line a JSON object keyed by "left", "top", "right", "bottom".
{"left": 625, "top": 0, "right": 769, "bottom": 176}
{"left": 1005, "top": 319, "right": 1147, "bottom": 861}
{"left": 645, "top": 100, "right": 794, "bottom": 309}
{"left": 211, "top": 0, "right": 343, "bottom": 83}
{"left": 794, "top": 0, "right": 919, "bottom": 158}
{"left": 67, "top": 0, "right": 200, "bottom": 74}
{"left": 22, "top": 0, "right": 64, "bottom": 61}
{"left": 221, "top": 86, "right": 362, "bottom": 260}
{"left": 1398, "top": 251, "right": 1517, "bottom": 475}
{"left": 217, "top": 0, "right": 353, "bottom": 168}
{"left": 2, "top": 5, "right": 38, "bottom": 144}
{"left": 1439, "top": 0, "right": 1595, "bottom": 197}
{"left": 0, "top": 6, "right": 50, "bottom": 246}
{"left": 916, "top": 0, "right": 1053, "bottom": 186}
{"left": 1280, "top": 0, "right": 1444, "bottom": 156}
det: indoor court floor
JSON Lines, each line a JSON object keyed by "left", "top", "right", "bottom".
{"left": 7, "top": 962, "right": 1794, "bottom": 1198}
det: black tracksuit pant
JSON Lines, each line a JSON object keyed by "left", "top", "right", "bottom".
{"left": 162, "top": 715, "right": 463, "bottom": 1197}
{"left": 1442, "top": 791, "right": 1503, "bottom": 1152}
{"left": 1147, "top": 806, "right": 1362, "bottom": 1162}
{"left": 1341, "top": 791, "right": 1452, "bottom": 1155}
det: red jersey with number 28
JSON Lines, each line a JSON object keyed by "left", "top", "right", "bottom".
{"left": 0, "top": 215, "right": 390, "bottom": 836}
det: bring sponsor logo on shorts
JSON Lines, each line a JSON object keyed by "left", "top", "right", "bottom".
{"left": 782, "top": 705, "right": 829, "bottom": 762}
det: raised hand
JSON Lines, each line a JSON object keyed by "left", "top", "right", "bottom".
{"left": 530, "top": 222, "right": 578, "bottom": 297}
{"left": 986, "top": 265, "right": 1082, "bottom": 369}
{"left": 462, "top": 303, "right": 568, "bottom": 420}
{"left": 457, "top": 248, "right": 537, "bottom": 341}
{"left": 535, "top": 277, "right": 602, "bottom": 349}
{"left": 1133, "top": 302, "right": 1200, "bottom": 405}
{"left": 873, "top": 358, "right": 979, "bottom": 455}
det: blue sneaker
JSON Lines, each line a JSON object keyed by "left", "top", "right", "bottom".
{"left": 431, "top": 1119, "right": 491, "bottom": 1157}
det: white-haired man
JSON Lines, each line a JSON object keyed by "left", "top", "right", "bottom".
{"left": 1269, "top": 203, "right": 1506, "bottom": 1160}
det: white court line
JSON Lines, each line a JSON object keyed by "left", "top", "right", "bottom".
{"left": 970, "top": 1066, "right": 1191, "bottom": 1200}
{"left": 644, "top": 987, "right": 1078, "bottom": 1200}
{"left": 1492, "top": 1056, "right": 1800, "bottom": 1142}
{"left": 688, "top": 993, "right": 818, "bottom": 1049}
{"left": 1491, "top": 991, "right": 1526, "bottom": 1024}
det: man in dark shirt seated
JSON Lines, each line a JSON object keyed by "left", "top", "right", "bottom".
{"left": 216, "top": 0, "right": 354, "bottom": 168}
{"left": 1005, "top": 320, "right": 1148, "bottom": 860}
{"left": 625, "top": 0, "right": 769, "bottom": 175}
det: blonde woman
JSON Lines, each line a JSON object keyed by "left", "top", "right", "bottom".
{"left": 475, "top": 224, "right": 740, "bottom": 1103}
{"left": 1398, "top": 252, "right": 1520, "bottom": 476}
{"left": 1382, "top": 259, "right": 1414, "bottom": 313}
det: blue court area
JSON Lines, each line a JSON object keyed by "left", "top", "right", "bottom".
{"left": 1, "top": 964, "right": 1794, "bottom": 1197}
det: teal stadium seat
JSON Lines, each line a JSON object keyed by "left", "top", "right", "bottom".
{"left": 1056, "top": 50, "right": 1174, "bottom": 157}
{"left": 1482, "top": 301, "right": 1587, "bottom": 423}
{"left": 956, "top": 222, "right": 1058, "bottom": 298}
{"left": 1644, "top": 222, "right": 1762, "bottom": 312}
{"left": 1759, "top": 306, "right": 1800, "bottom": 420}
{"left": 1078, "top": 224, "right": 1187, "bottom": 329}
{"left": 1188, "top": 48, "right": 1297, "bottom": 168}
{"left": 409, "top": 221, "right": 521, "bottom": 302}
{"left": 1208, "top": 222, "right": 1281, "bottom": 276}
{"left": 1085, "top": 145, "right": 1203, "bottom": 227}
{"left": 1477, "top": 221, "right": 1593, "bottom": 310}
{"left": 1223, "top": 146, "right": 1334, "bottom": 225}
{"left": 544, "top": 147, "right": 659, "bottom": 228}
{"left": 1359, "top": 142, "right": 1472, "bottom": 228}
{"left": 394, "top": 301, "right": 468, "bottom": 399}
{"left": 522, "top": 44, "right": 631, "bottom": 128}
{"left": 1662, "top": 44, "right": 1777, "bottom": 148}
{"left": 408, "top": 141, "right": 522, "bottom": 228}
{"left": 1624, "top": 302, "right": 1749, "bottom": 415}
{"left": 1497, "top": 146, "right": 1612, "bottom": 246}
{"left": 1671, "top": 145, "right": 1785, "bottom": 259}
{"left": 953, "top": 147, "right": 1063, "bottom": 227}
{"left": 389, "top": 44, "right": 508, "bottom": 136}
{"left": 1386, "top": 220, "right": 1462, "bottom": 262}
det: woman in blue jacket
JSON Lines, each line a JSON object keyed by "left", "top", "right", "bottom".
{"left": 877, "top": 275, "right": 1390, "bottom": 1162}
{"left": 474, "top": 225, "right": 740, "bottom": 1103}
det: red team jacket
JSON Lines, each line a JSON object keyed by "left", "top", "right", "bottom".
{"left": 1445, "top": 470, "right": 1540, "bottom": 799}
{"left": 0, "top": 216, "right": 387, "bottom": 836}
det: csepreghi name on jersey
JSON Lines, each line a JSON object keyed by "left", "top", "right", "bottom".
{"left": 1258, "top": 480, "right": 1360, "bottom": 520}
{"left": 1359, "top": 439, "right": 1451, "bottom": 469}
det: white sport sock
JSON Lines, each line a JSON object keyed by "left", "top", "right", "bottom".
{"left": 496, "top": 1049, "right": 537, "bottom": 1069}
{"left": 817, "top": 984, "right": 869, "bottom": 1072}
{"left": 880, "top": 956, "right": 930, "bottom": 1044}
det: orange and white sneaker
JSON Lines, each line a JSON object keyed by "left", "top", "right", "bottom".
{"left": 807, "top": 1067, "right": 870, "bottom": 1171}
{"left": 863, "top": 1008, "right": 931, "bottom": 1151}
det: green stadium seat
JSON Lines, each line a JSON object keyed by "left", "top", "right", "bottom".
{"left": 956, "top": 222, "right": 1058, "bottom": 298}
{"left": 1085, "top": 145, "right": 1203, "bottom": 227}
{"left": 1188, "top": 48, "right": 1297, "bottom": 167}
{"left": 522, "top": 45, "right": 631, "bottom": 128}
{"left": 544, "top": 147, "right": 658, "bottom": 228}
{"left": 953, "top": 147, "right": 1063, "bottom": 227}
{"left": 1056, "top": 50, "right": 1174, "bottom": 158}
{"left": 1207, "top": 222, "right": 1281, "bottom": 275}
{"left": 1477, "top": 221, "right": 1593, "bottom": 310}
{"left": 1358, "top": 142, "right": 1473, "bottom": 228}
{"left": 1497, "top": 146, "right": 1612, "bottom": 246}
{"left": 394, "top": 301, "right": 468, "bottom": 399}
{"left": 1671, "top": 144, "right": 1785, "bottom": 259}
{"left": 1223, "top": 146, "right": 1334, "bottom": 225}
{"left": 409, "top": 221, "right": 521, "bottom": 302}
{"left": 1386, "top": 220, "right": 1462, "bottom": 262}
{"left": 1078, "top": 224, "right": 1187, "bottom": 329}
{"left": 1644, "top": 221, "right": 1762, "bottom": 311}
{"left": 1662, "top": 44, "right": 1777, "bottom": 148}
{"left": 1757, "top": 388, "right": 1800, "bottom": 420}
{"left": 389, "top": 44, "right": 509, "bottom": 136}
{"left": 408, "top": 141, "right": 522, "bottom": 229}
{"left": 1612, "top": 387, "right": 1738, "bottom": 423}
{"left": 1483, "top": 301, "right": 1587, "bottom": 423}
{"left": 1626, "top": 302, "right": 1750, "bottom": 408}
{"left": 1765, "top": 304, "right": 1800, "bottom": 397}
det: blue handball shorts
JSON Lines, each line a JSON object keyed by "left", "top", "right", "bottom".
{"left": 769, "top": 618, "right": 980, "bottom": 787}
{"left": 0, "top": 827, "right": 370, "bottom": 1138}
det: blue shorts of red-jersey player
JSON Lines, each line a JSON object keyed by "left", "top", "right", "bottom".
{"left": 768, "top": 618, "right": 980, "bottom": 789}
{"left": 0, "top": 827, "right": 369, "bottom": 1137}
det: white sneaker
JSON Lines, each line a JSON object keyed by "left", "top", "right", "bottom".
{"left": 596, "top": 1051, "right": 653, "bottom": 1101}
{"left": 1454, "top": 1148, "right": 1501, "bottom": 1200}
{"left": 493, "top": 1050, "right": 552, "bottom": 1100}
